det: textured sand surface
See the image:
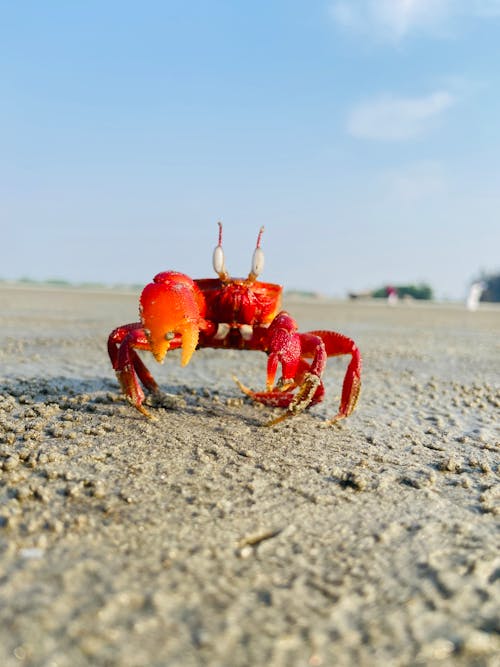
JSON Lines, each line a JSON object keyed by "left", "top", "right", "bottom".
{"left": 0, "top": 286, "right": 499, "bottom": 667}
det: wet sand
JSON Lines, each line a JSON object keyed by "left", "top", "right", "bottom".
{"left": 0, "top": 286, "right": 499, "bottom": 666}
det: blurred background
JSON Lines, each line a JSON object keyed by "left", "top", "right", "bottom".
{"left": 1, "top": 1, "right": 499, "bottom": 301}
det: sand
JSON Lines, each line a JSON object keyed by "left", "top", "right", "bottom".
{"left": 0, "top": 285, "right": 498, "bottom": 667}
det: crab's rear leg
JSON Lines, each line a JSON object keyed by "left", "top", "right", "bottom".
{"left": 310, "top": 330, "right": 362, "bottom": 423}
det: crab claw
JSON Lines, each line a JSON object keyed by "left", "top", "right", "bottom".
{"left": 264, "top": 312, "right": 302, "bottom": 390}
{"left": 140, "top": 271, "right": 206, "bottom": 367}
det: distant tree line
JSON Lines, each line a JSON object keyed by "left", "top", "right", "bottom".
{"left": 371, "top": 283, "right": 433, "bottom": 300}
{"left": 0, "top": 277, "right": 143, "bottom": 292}
{"left": 477, "top": 271, "right": 500, "bottom": 302}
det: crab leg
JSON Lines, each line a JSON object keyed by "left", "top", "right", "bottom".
{"left": 235, "top": 357, "right": 326, "bottom": 408}
{"left": 108, "top": 324, "right": 158, "bottom": 416}
{"left": 235, "top": 312, "right": 361, "bottom": 425}
{"left": 259, "top": 331, "right": 329, "bottom": 425}
{"left": 309, "top": 329, "right": 362, "bottom": 423}
{"left": 235, "top": 312, "right": 326, "bottom": 423}
{"left": 108, "top": 323, "right": 159, "bottom": 394}
{"left": 108, "top": 323, "right": 183, "bottom": 416}
{"left": 274, "top": 329, "right": 361, "bottom": 424}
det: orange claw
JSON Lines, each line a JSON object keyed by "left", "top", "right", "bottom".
{"left": 139, "top": 271, "right": 206, "bottom": 367}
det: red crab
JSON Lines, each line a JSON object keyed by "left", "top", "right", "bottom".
{"left": 108, "top": 223, "right": 361, "bottom": 425}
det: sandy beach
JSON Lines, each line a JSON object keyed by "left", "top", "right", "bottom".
{"left": 0, "top": 285, "right": 498, "bottom": 667}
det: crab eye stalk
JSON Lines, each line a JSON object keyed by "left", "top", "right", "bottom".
{"left": 213, "top": 244, "right": 225, "bottom": 274}
{"left": 213, "top": 221, "right": 229, "bottom": 281}
{"left": 250, "top": 247, "right": 264, "bottom": 277}
{"left": 248, "top": 226, "right": 265, "bottom": 282}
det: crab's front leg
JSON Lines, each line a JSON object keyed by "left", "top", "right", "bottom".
{"left": 108, "top": 271, "right": 209, "bottom": 416}
{"left": 108, "top": 323, "right": 166, "bottom": 416}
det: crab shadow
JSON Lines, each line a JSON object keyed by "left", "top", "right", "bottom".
{"left": 0, "top": 375, "right": 115, "bottom": 397}
{"left": 0, "top": 374, "right": 266, "bottom": 426}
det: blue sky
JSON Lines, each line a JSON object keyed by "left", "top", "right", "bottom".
{"left": 1, "top": 1, "right": 499, "bottom": 299}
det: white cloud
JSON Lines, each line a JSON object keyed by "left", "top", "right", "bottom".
{"left": 329, "top": 0, "right": 500, "bottom": 41}
{"left": 347, "top": 91, "right": 455, "bottom": 140}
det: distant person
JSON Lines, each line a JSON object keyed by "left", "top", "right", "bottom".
{"left": 386, "top": 285, "right": 398, "bottom": 306}
{"left": 466, "top": 282, "right": 485, "bottom": 311}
